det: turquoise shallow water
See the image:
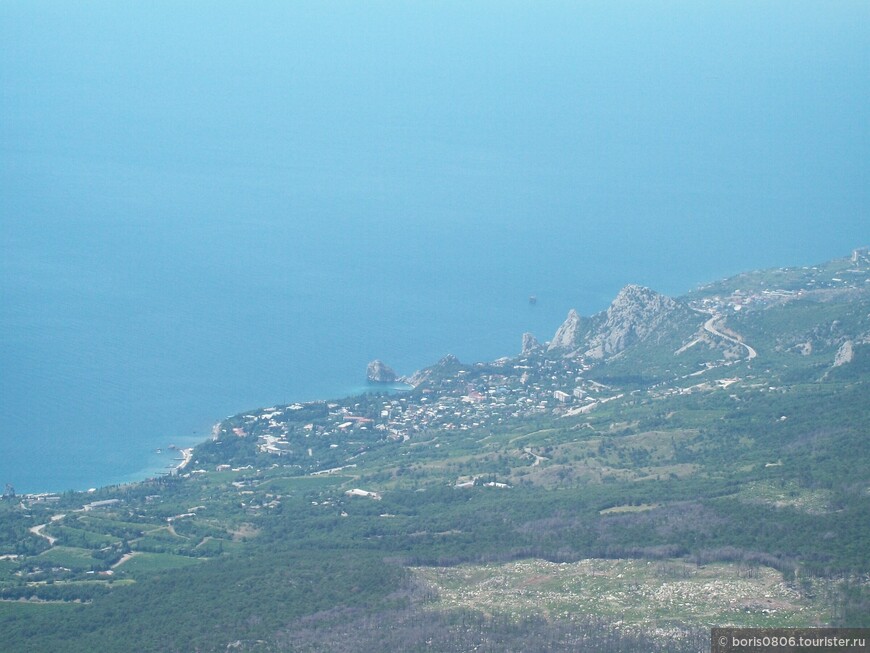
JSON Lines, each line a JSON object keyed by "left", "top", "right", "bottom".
{"left": 1, "top": 2, "right": 867, "bottom": 492}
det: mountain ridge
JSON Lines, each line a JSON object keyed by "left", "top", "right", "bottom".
{"left": 545, "top": 283, "right": 696, "bottom": 360}
{"left": 389, "top": 248, "right": 870, "bottom": 392}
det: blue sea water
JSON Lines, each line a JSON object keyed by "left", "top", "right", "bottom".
{"left": 1, "top": 2, "right": 868, "bottom": 492}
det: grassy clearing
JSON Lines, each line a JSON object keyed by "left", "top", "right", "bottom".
{"left": 114, "top": 552, "right": 205, "bottom": 577}
{"left": 140, "top": 525, "right": 188, "bottom": 541}
{"left": 0, "top": 601, "right": 78, "bottom": 621}
{"left": 599, "top": 503, "right": 660, "bottom": 515}
{"left": 414, "top": 558, "right": 830, "bottom": 629}
{"left": 508, "top": 427, "right": 703, "bottom": 487}
{"left": 48, "top": 526, "right": 119, "bottom": 548}
{"left": 36, "top": 547, "right": 97, "bottom": 571}
{"left": 507, "top": 429, "right": 560, "bottom": 446}
{"left": 77, "top": 515, "right": 161, "bottom": 535}
{"left": 736, "top": 480, "right": 833, "bottom": 514}
{"left": 259, "top": 474, "right": 355, "bottom": 493}
{"left": 0, "top": 559, "right": 19, "bottom": 574}
{"left": 229, "top": 523, "right": 260, "bottom": 541}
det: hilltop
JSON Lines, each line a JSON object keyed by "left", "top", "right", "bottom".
{"left": 1, "top": 249, "right": 868, "bottom": 652}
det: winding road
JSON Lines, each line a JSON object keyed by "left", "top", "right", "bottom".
{"left": 523, "top": 447, "right": 549, "bottom": 466}
{"left": 702, "top": 314, "right": 757, "bottom": 360}
{"left": 28, "top": 513, "right": 66, "bottom": 547}
{"left": 29, "top": 523, "right": 56, "bottom": 546}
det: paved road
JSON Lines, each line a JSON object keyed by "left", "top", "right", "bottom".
{"left": 29, "top": 523, "right": 57, "bottom": 546}
{"left": 702, "top": 314, "right": 757, "bottom": 360}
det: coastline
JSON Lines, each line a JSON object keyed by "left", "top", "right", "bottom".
{"left": 13, "top": 383, "right": 413, "bottom": 497}
{"left": 176, "top": 447, "right": 194, "bottom": 471}
{"left": 95, "top": 433, "right": 207, "bottom": 495}
{"left": 15, "top": 248, "right": 866, "bottom": 498}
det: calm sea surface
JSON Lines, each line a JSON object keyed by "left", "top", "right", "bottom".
{"left": 1, "top": 2, "right": 867, "bottom": 492}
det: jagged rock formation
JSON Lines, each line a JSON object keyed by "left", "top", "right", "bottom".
{"left": 833, "top": 340, "right": 854, "bottom": 367}
{"left": 547, "top": 285, "right": 691, "bottom": 359}
{"left": 366, "top": 359, "right": 397, "bottom": 383}
{"left": 401, "top": 354, "right": 464, "bottom": 388}
{"left": 585, "top": 285, "right": 684, "bottom": 359}
{"left": 521, "top": 332, "right": 541, "bottom": 355}
{"left": 547, "top": 310, "right": 587, "bottom": 353}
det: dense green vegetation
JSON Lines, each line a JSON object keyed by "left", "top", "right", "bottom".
{"left": 0, "top": 549, "right": 407, "bottom": 653}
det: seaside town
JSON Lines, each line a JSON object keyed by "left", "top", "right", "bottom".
{"left": 205, "top": 250, "right": 869, "bottom": 482}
